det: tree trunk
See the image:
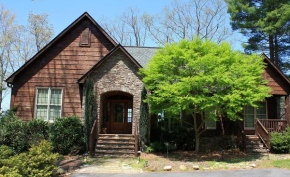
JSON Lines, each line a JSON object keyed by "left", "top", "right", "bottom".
{"left": 192, "top": 112, "right": 200, "bottom": 152}
{"left": 269, "top": 34, "right": 275, "bottom": 63}
{"left": 219, "top": 113, "right": 224, "bottom": 135}
{"left": 274, "top": 35, "right": 280, "bottom": 67}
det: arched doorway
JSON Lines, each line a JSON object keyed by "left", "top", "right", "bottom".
{"left": 102, "top": 92, "right": 133, "bottom": 134}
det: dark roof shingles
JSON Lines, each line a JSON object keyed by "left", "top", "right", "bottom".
{"left": 124, "top": 46, "right": 158, "bottom": 68}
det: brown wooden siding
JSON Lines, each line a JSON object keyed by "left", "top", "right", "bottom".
{"left": 264, "top": 62, "right": 290, "bottom": 95}
{"left": 11, "top": 18, "right": 115, "bottom": 121}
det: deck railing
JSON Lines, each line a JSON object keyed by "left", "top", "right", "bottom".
{"left": 89, "top": 118, "right": 98, "bottom": 157}
{"left": 255, "top": 119, "right": 288, "bottom": 150}
{"left": 259, "top": 119, "right": 288, "bottom": 133}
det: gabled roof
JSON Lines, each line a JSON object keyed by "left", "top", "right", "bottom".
{"left": 6, "top": 12, "right": 117, "bottom": 84}
{"left": 78, "top": 44, "right": 143, "bottom": 84}
{"left": 124, "top": 46, "right": 159, "bottom": 67}
{"left": 262, "top": 53, "right": 290, "bottom": 85}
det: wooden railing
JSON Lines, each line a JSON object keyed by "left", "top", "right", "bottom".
{"left": 134, "top": 125, "right": 139, "bottom": 157}
{"left": 255, "top": 119, "right": 271, "bottom": 149}
{"left": 259, "top": 119, "right": 288, "bottom": 133}
{"left": 89, "top": 119, "right": 98, "bottom": 157}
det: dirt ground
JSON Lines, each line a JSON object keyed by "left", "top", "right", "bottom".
{"left": 58, "top": 150, "right": 290, "bottom": 175}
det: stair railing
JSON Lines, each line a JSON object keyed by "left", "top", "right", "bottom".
{"left": 255, "top": 118, "right": 270, "bottom": 150}
{"left": 89, "top": 118, "right": 98, "bottom": 157}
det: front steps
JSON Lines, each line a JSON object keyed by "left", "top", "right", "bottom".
{"left": 246, "top": 135, "right": 268, "bottom": 153}
{"left": 94, "top": 134, "right": 136, "bottom": 158}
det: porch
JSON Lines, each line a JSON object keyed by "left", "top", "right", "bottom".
{"left": 240, "top": 95, "right": 290, "bottom": 151}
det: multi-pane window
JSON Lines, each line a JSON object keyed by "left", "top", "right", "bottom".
{"left": 127, "top": 103, "right": 132, "bottom": 123}
{"left": 205, "top": 112, "right": 216, "bottom": 129}
{"left": 244, "top": 102, "right": 267, "bottom": 129}
{"left": 35, "top": 88, "right": 62, "bottom": 122}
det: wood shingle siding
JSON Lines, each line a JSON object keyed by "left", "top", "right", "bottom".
{"left": 10, "top": 14, "right": 115, "bottom": 120}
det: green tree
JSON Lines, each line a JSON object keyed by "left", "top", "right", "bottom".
{"left": 226, "top": 0, "right": 290, "bottom": 71}
{"left": 140, "top": 39, "right": 271, "bottom": 152}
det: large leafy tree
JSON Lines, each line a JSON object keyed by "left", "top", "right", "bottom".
{"left": 226, "top": 0, "right": 290, "bottom": 71}
{"left": 140, "top": 39, "right": 271, "bottom": 152}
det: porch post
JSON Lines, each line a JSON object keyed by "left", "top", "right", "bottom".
{"left": 285, "top": 95, "right": 290, "bottom": 125}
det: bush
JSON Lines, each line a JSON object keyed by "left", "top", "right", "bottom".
{"left": 0, "top": 140, "right": 61, "bottom": 177}
{"left": 49, "top": 116, "right": 85, "bottom": 155}
{"left": 26, "top": 118, "right": 49, "bottom": 145}
{"left": 146, "top": 142, "right": 176, "bottom": 153}
{"left": 270, "top": 131, "right": 290, "bottom": 153}
{"left": 0, "top": 145, "right": 14, "bottom": 161}
{"left": 0, "top": 115, "right": 28, "bottom": 153}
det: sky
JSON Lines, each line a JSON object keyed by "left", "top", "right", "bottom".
{"left": 1, "top": 0, "right": 245, "bottom": 110}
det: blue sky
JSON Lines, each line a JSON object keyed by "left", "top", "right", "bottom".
{"left": 3, "top": 0, "right": 168, "bottom": 38}
{"left": 1, "top": 0, "right": 245, "bottom": 110}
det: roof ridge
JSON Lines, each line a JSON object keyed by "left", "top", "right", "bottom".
{"left": 123, "top": 46, "right": 161, "bottom": 49}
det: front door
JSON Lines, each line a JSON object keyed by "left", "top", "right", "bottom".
{"left": 103, "top": 97, "right": 133, "bottom": 134}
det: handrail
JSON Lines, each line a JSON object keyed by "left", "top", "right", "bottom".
{"left": 255, "top": 119, "right": 270, "bottom": 149}
{"left": 89, "top": 118, "right": 98, "bottom": 157}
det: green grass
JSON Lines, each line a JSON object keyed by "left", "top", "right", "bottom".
{"left": 127, "top": 158, "right": 146, "bottom": 169}
{"left": 260, "top": 159, "right": 290, "bottom": 169}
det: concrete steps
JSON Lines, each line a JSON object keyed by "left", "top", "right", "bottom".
{"left": 246, "top": 135, "right": 268, "bottom": 153}
{"left": 94, "top": 134, "right": 136, "bottom": 158}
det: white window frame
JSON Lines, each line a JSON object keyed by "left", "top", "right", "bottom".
{"left": 35, "top": 87, "right": 63, "bottom": 122}
{"left": 244, "top": 101, "right": 268, "bottom": 130}
{"left": 205, "top": 118, "right": 217, "bottom": 130}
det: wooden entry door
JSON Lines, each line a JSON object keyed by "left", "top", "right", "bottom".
{"left": 103, "top": 100, "right": 132, "bottom": 134}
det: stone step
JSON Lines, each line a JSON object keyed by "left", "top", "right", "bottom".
{"left": 97, "top": 140, "right": 135, "bottom": 144}
{"left": 98, "top": 134, "right": 135, "bottom": 139}
{"left": 98, "top": 137, "right": 135, "bottom": 141}
{"left": 95, "top": 150, "right": 135, "bottom": 154}
{"left": 246, "top": 135, "right": 259, "bottom": 140}
{"left": 247, "top": 148, "right": 268, "bottom": 153}
{"left": 96, "top": 146, "right": 135, "bottom": 150}
{"left": 94, "top": 154, "right": 135, "bottom": 158}
{"left": 246, "top": 140, "right": 263, "bottom": 145}
{"left": 247, "top": 144, "right": 264, "bottom": 148}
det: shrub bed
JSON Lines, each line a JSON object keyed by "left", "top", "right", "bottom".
{"left": 270, "top": 128, "right": 290, "bottom": 153}
{"left": 0, "top": 111, "right": 85, "bottom": 155}
{"left": 0, "top": 140, "right": 61, "bottom": 177}
{"left": 49, "top": 116, "right": 85, "bottom": 155}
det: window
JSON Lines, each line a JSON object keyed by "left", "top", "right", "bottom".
{"left": 35, "top": 88, "right": 63, "bottom": 122}
{"left": 244, "top": 102, "right": 267, "bottom": 129}
{"left": 205, "top": 117, "right": 216, "bottom": 130}
{"left": 127, "top": 103, "right": 132, "bottom": 123}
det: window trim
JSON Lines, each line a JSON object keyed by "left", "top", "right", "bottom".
{"left": 244, "top": 101, "right": 268, "bottom": 130}
{"left": 34, "top": 87, "right": 63, "bottom": 122}
{"left": 205, "top": 118, "right": 217, "bottom": 130}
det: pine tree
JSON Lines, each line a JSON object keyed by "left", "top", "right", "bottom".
{"left": 226, "top": 0, "right": 290, "bottom": 72}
